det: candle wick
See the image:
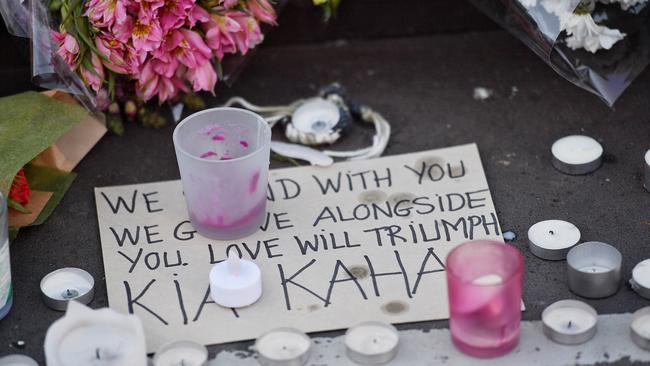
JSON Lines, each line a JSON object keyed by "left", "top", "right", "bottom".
{"left": 549, "top": 230, "right": 554, "bottom": 235}
{"left": 96, "top": 348, "right": 101, "bottom": 360}
{"left": 568, "top": 320, "right": 572, "bottom": 328}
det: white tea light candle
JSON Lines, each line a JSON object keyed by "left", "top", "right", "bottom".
{"left": 0, "top": 355, "right": 38, "bottom": 366}
{"left": 551, "top": 135, "right": 603, "bottom": 175}
{"left": 542, "top": 300, "right": 597, "bottom": 345}
{"left": 209, "top": 252, "right": 262, "bottom": 308}
{"left": 40, "top": 268, "right": 95, "bottom": 311}
{"left": 255, "top": 328, "right": 312, "bottom": 366}
{"left": 630, "top": 259, "right": 650, "bottom": 299}
{"left": 472, "top": 274, "right": 503, "bottom": 285}
{"left": 345, "top": 321, "right": 399, "bottom": 365}
{"left": 528, "top": 220, "right": 581, "bottom": 260}
{"left": 153, "top": 340, "right": 208, "bottom": 366}
{"left": 631, "top": 307, "right": 650, "bottom": 350}
{"left": 44, "top": 301, "right": 147, "bottom": 366}
{"left": 566, "top": 241, "right": 622, "bottom": 298}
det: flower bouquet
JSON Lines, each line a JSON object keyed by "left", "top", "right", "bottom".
{"left": 1, "top": 0, "right": 279, "bottom": 131}
{"left": 469, "top": 0, "right": 650, "bottom": 106}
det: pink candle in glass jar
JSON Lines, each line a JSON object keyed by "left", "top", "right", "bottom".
{"left": 446, "top": 240, "right": 524, "bottom": 358}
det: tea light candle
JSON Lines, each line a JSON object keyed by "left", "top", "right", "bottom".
{"left": 0, "top": 355, "right": 38, "bottom": 366}
{"left": 630, "top": 259, "right": 650, "bottom": 299}
{"left": 44, "top": 301, "right": 147, "bottom": 366}
{"left": 40, "top": 267, "right": 95, "bottom": 311}
{"left": 209, "top": 252, "right": 262, "bottom": 308}
{"left": 567, "top": 241, "right": 622, "bottom": 298}
{"left": 344, "top": 321, "right": 400, "bottom": 364}
{"left": 643, "top": 149, "right": 650, "bottom": 192}
{"left": 631, "top": 307, "right": 650, "bottom": 350}
{"left": 255, "top": 328, "right": 312, "bottom": 366}
{"left": 551, "top": 135, "right": 603, "bottom": 175}
{"left": 153, "top": 341, "right": 208, "bottom": 366}
{"left": 528, "top": 220, "right": 581, "bottom": 260}
{"left": 541, "top": 300, "right": 597, "bottom": 345}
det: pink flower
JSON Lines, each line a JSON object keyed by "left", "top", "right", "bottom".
{"left": 51, "top": 30, "right": 80, "bottom": 68}
{"left": 158, "top": 0, "right": 195, "bottom": 32}
{"left": 136, "top": 60, "right": 187, "bottom": 102}
{"left": 80, "top": 52, "right": 106, "bottom": 92}
{"left": 186, "top": 4, "right": 210, "bottom": 28}
{"left": 132, "top": 17, "right": 164, "bottom": 52}
{"left": 247, "top": 0, "right": 276, "bottom": 25}
{"left": 112, "top": 15, "right": 135, "bottom": 43}
{"left": 202, "top": 14, "right": 240, "bottom": 59}
{"left": 85, "top": 0, "right": 128, "bottom": 28}
{"left": 230, "top": 12, "right": 263, "bottom": 55}
{"left": 95, "top": 34, "right": 136, "bottom": 74}
{"left": 161, "top": 29, "right": 212, "bottom": 68}
{"left": 222, "top": 0, "right": 238, "bottom": 8}
{"left": 186, "top": 60, "right": 217, "bottom": 93}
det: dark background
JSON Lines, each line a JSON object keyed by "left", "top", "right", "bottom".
{"left": 1, "top": 0, "right": 650, "bottom": 364}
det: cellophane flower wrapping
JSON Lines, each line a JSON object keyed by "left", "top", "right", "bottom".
{"left": 469, "top": 0, "right": 650, "bottom": 106}
{"left": 0, "top": 0, "right": 280, "bottom": 112}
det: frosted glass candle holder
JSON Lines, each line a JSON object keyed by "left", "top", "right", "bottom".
{"left": 446, "top": 240, "right": 524, "bottom": 358}
{"left": 173, "top": 107, "right": 271, "bottom": 240}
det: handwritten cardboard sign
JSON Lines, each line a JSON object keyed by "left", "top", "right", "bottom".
{"left": 95, "top": 143, "right": 504, "bottom": 352}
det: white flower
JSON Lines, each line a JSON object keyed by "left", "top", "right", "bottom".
{"left": 519, "top": 0, "right": 538, "bottom": 7}
{"left": 560, "top": 13, "right": 625, "bottom": 53}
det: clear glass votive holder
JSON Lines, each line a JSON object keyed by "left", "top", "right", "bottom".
{"left": 173, "top": 107, "right": 271, "bottom": 240}
{"left": 446, "top": 240, "right": 524, "bottom": 358}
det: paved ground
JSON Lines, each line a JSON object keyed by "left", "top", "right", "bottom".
{"left": 1, "top": 30, "right": 649, "bottom": 364}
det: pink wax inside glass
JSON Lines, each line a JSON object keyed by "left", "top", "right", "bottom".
{"left": 173, "top": 108, "right": 271, "bottom": 240}
{"left": 446, "top": 240, "right": 524, "bottom": 358}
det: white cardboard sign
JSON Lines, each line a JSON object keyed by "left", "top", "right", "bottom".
{"left": 94, "top": 143, "right": 504, "bottom": 352}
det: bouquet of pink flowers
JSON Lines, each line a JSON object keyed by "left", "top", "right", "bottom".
{"left": 48, "top": 0, "right": 277, "bottom": 104}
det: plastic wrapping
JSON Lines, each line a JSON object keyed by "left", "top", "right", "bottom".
{"left": 470, "top": 0, "right": 650, "bottom": 106}
{"left": 1, "top": 0, "right": 98, "bottom": 112}
{"left": 1, "top": 0, "right": 286, "bottom": 114}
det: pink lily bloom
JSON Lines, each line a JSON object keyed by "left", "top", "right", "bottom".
{"left": 163, "top": 29, "right": 212, "bottom": 68}
{"left": 85, "top": 0, "right": 128, "bottom": 28}
{"left": 136, "top": 60, "right": 188, "bottom": 102}
{"left": 230, "top": 12, "right": 263, "bottom": 55}
{"left": 222, "top": 0, "right": 238, "bottom": 9}
{"left": 132, "top": 17, "right": 164, "bottom": 52}
{"left": 80, "top": 52, "right": 105, "bottom": 93}
{"left": 186, "top": 4, "right": 210, "bottom": 28}
{"left": 247, "top": 0, "right": 277, "bottom": 25}
{"left": 95, "top": 33, "right": 136, "bottom": 74}
{"left": 202, "top": 13, "right": 240, "bottom": 59}
{"left": 51, "top": 30, "right": 80, "bottom": 68}
{"left": 159, "top": 0, "right": 195, "bottom": 32}
{"left": 185, "top": 60, "right": 217, "bottom": 94}
{"left": 112, "top": 15, "right": 135, "bottom": 43}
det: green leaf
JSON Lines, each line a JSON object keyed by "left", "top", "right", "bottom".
{"left": 272, "top": 152, "right": 301, "bottom": 167}
{"left": 108, "top": 72, "right": 116, "bottom": 101}
{"left": 7, "top": 199, "right": 30, "bottom": 214}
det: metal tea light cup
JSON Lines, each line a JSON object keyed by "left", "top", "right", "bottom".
{"left": 631, "top": 307, "right": 650, "bottom": 350}
{"left": 566, "top": 242, "right": 622, "bottom": 299}
{"left": 173, "top": 108, "right": 272, "bottom": 240}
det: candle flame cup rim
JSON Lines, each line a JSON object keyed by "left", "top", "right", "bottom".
{"left": 254, "top": 327, "right": 312, "bottom": 362}
{"left": 567, "top": 241, "right": 622, "bottom": 274}
{"left": 172, "top": 107, "right": 272, "bottom": 164}
{"left": 445, "top": 240, "right": 524, "bottom": 286}
{"left": 541, "top": 300, "right": 598, "bottom": 345}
